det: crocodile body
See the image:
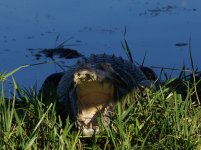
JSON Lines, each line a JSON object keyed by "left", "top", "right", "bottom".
{"left": 41, "top": 54, "right": 152, "bottom": 136}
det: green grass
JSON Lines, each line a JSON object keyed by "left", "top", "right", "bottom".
{"left": 1, "top": 66, "right": 201, "bottom": 149}
{"left": 1, "top": 38, "right": 201, "bottom": 149}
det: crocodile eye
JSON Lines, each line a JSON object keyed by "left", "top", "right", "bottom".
{"left": 99, "top": 63, "right": 113, "bottom": 72}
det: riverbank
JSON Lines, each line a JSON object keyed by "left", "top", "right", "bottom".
{"left": 0, "top": 63, "right": 201, "bottom": 149}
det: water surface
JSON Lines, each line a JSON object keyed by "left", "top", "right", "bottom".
{"left": 0, "top": 0, "right": 200, "bottom": 90}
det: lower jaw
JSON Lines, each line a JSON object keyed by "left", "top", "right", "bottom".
{"left": 78, "top": 125, "right": 100, "bottom": 137}
{"left": 77, "top": 105, "right": 113, "bottom": 136}
{"left": 75, "top": 82, "right": 115, "bottom": 136}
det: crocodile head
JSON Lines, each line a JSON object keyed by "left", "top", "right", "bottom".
{"left": 73, "top": 63, "right": 117, "bottom": 136}
{"left": 54, "top": 54, "right": 153, "bottom": 136}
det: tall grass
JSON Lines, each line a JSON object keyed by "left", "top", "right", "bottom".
{"left": 1, "top": 66, "right": 201, "bottom": 149}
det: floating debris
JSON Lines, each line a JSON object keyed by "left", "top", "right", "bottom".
{"left": 148, "top": 5, "right": 174, "bottom": 13}
{"left": 34, "top": 53, "right": 42, "bottom": 60}
{"left": 28, "top": 47, "right": 83, "bottom": 60}
{"left": 174, "top": 43, "right": 188, "bottom": 47}
{"left": 139, "top": 5, "right": 196, "bottom": 17}
{"left": 39, "top": 48, "right": 83, "bottom": 59}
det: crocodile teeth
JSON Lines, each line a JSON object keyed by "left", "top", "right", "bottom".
{"left": 90, "top": 123, "right": 93, "bottom": 129}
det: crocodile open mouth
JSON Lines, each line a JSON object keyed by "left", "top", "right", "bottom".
{"left": 76, "top": 81, "right": 114, "bottom": 136}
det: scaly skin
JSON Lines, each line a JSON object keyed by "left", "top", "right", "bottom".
{"left": 55, "top": 54, "right": 151, "bottom": 136}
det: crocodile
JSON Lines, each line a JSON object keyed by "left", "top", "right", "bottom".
{"left": 40, "top": 54, "right": 154, "bottom": 136}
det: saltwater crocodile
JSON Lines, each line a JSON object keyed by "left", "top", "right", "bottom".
{"left": 41, "top": 54, "right": 154, "bottom": 136}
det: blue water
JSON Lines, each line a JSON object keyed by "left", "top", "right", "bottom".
{"left": 0, "top": 0, "right": 200, "bottom": 91}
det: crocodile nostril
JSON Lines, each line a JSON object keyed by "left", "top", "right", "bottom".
{"left": 85, "top": 73, "right": 91, "bottom": 81}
